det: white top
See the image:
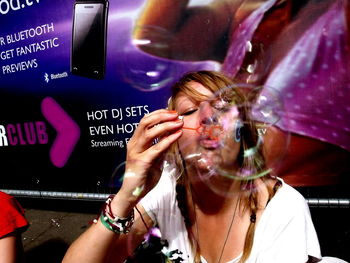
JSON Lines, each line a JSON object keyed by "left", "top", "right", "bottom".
{"left": 201, "top": 253, "right": 242, "bottom": 263}
{"left": 140, "top": 171, "right": 322, "bottom": 263}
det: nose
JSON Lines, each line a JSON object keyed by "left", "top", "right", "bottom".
{"left": 199, "top": 101, "right": 217, "bottom": 125}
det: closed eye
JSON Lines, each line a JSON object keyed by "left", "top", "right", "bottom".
{"left": 182, "top": 109, "right": 198, "bottom": 116}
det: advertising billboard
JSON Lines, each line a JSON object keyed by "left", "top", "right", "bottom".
{"left": 0, "top": 0, "right": 349, "bottom": 194}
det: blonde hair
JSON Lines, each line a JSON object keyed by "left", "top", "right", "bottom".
{"left": 167, "top": 71, "right": 272, "bottom": 262}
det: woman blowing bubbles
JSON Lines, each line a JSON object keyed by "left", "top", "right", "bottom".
{"left": 63, "top": 71, "right": 321, "bottom": 263}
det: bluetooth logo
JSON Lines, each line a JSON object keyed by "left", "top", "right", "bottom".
{"left": 44, "top": 73, "right": 49, "bottom": 83}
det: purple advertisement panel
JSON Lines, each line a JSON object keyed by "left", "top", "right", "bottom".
{"left": 0, "top": 0, "right": 217, "bottom": 192}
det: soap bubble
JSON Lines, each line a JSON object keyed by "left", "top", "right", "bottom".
{"left": 120, "top": 26, "right": 178, "bottom": 92}
{"left": 248, "top": 85, "right": 284, "bottom": 127}
{"left": 109, "top": 157, "right": 164, "bottom": 191}
{"left": 109, "top": 161, "right": 126, "bottom": 188}
{"left": 174, "top": 84, "right": 289, "bottom": 197}
{"left": 249, "top": 85, "right": 291, "bottom": 176}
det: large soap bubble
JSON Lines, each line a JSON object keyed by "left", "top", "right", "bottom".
{"left": 249, "top": 85, "right": 291, "bottom": 176}
{"left": 173, "top": 84, "right": 289, "bottom": 197}
{"left": 110, "top": 83, "right": 289, "bottom": 197}
{"left": 120, "top": 26, "right": 178, "bottom": 92}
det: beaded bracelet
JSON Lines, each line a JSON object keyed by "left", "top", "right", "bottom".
{"left": 100, "top": 195, "right": 134, "bottom": 234}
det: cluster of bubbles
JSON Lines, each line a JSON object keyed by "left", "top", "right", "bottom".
{"left": 110, "top": 83, "right": 289, "bottom": 198}
{"left": 110, "top": 84, "right": 289, "bottom": 254}
{"left": 115, "top": 21, "right": 290, "bottom": 196}
{"left": 121, "top": 23, "right": 288, "bottom": 188}
{"left": 162, "top": 84, "right": 290, "bottom": 197}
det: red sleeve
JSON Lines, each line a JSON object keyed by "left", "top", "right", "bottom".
{"left": 0, "top": 192, "right": 29, "bottom": 238}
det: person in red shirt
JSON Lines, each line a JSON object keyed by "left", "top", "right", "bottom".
{"left": 0, "top": 191, "right": 29, "bottom": 263}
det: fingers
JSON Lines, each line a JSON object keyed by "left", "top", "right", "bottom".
{"left": 123, "top": 110, "right": 183, "bottom": 196}
{"left": 147, "top": 118, "right": 183, "bottom": 141}
{"left": 131, "top": 109, "right": 182, "bottom": 150}
{"left": 144, "top": 129, "right": 183, "bottom": 161}
{"left": 137, "top": 109, "right": 179, "bottom": 132}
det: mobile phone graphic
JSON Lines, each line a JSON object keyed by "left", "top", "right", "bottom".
{"left": 71, "top": 1, "right": 109, "bottom": 80}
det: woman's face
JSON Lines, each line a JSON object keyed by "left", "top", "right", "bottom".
{"left": 175, "top": 81, "right": 241, "bottom": 176}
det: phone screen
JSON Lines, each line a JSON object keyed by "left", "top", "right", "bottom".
{"left": 71, "top": 2, "right": 108, "bottom": 79}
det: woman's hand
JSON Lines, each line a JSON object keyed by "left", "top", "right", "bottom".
{"left": 113, "top": 109, "right": 183, "bottom": 213}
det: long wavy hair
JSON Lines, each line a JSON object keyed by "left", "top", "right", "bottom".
{"left": 167, "top": 70, "right": 273, "bottom": 263}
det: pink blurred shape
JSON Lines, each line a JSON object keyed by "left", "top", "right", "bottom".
{"left": 41, "top": 97, "right": 80, "bottom": 168}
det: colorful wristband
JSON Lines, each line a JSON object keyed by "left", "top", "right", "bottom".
{"left": 99, "top": 195, "right": 134, "bottom": 234}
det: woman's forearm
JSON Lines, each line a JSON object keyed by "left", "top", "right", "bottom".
{"left": 62, "top": 221, "right": 120, "bottom": 263}
{"left": 133, "top": 0, "right": 235, "bottom": 61}
{"left": 62, "top": 192, "right": 139, "bottom": 263}
{"left": 134, "top": 0, "right": 190, "bottom": 38}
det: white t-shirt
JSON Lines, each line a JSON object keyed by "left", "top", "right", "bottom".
{"left": 140, "top": 171, "right": 322, "bottom": 263}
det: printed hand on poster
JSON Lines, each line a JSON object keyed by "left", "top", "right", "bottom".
{"left": 132, "top": 0, "right": 350, "bottom": 187}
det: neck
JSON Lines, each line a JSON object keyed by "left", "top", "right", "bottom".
{"left": 187, "top": 172, "right": 242, "bottom": 215}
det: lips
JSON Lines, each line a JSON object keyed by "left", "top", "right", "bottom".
{"left": 199, "top": 136, "right": 220, "bottom": 149}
